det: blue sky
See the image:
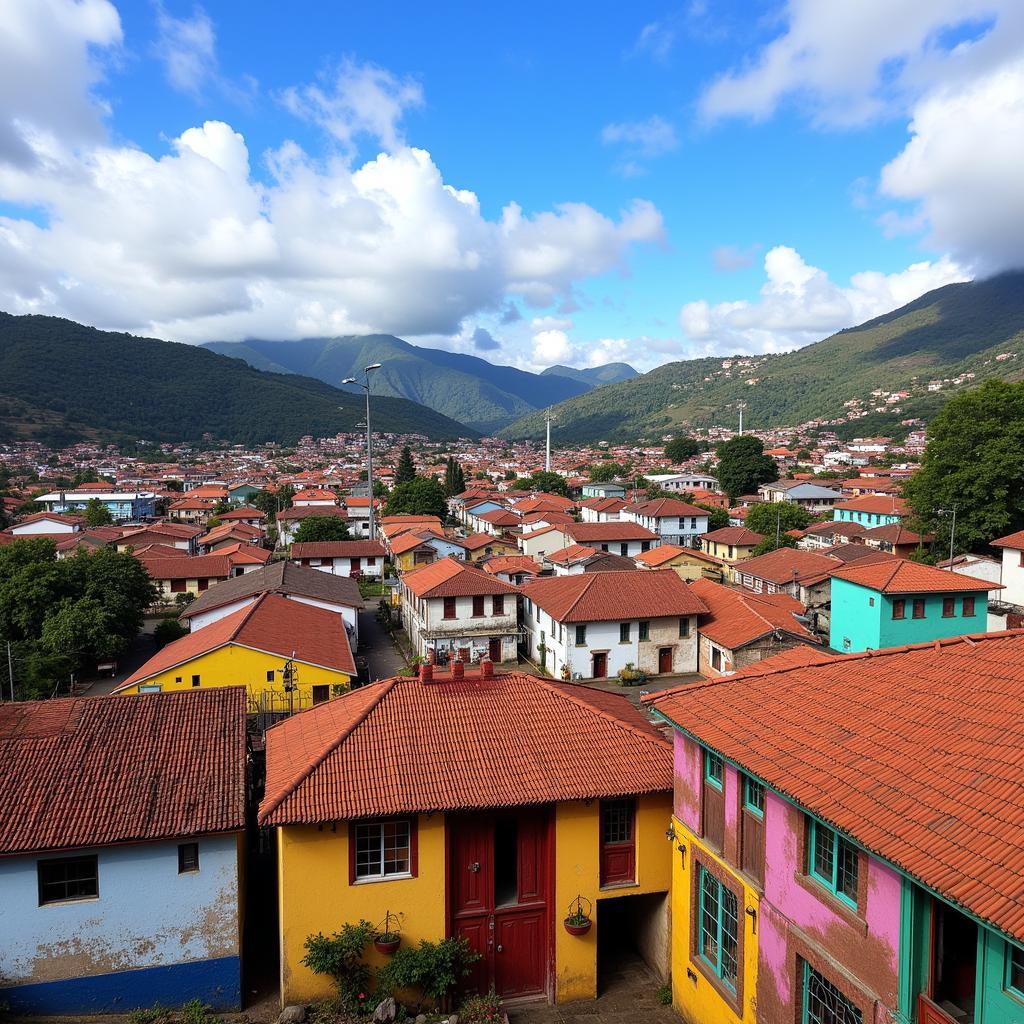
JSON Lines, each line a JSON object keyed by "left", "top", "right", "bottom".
{"left": 1, "top": 0, "right": 1021, "bottom": 370}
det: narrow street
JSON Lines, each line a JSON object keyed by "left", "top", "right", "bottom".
{"left": 357, "top": 605, "right": 407, "bottom": 682}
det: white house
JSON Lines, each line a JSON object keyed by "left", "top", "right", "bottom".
{"left": 10, "top": 512, "right": 83, "bottom": 536}
{"left": 342, "top": 497, "right": 378, "bottom": 537}
{"left": 275, "top": 505, "right": 351, "bottom": 546}
{"left": 291, "top": 540, "right": 386, "bottom": 578}
{"left": 520, "top": 569, "right": 706, "bottom": 681}
{"left": 562, "top": 521, "right": 660, "bottom": 558}
{"left": 578, "top": 497, "right": 626, "bottom": 523}
{"left": 518, "top": 525, "right": 571, "bottom": 560}
{"left": 621, "top": 497, "right": 709, "bottom": 547}
{"left": 292, "top": 488, "right": 340, "bottom": 507}
{"left": 399, "top": 556, "right": 520, "bottom": 664}
{"left": 989, "top": 530, "right": 1024, "bottom": 630}
{"left": 644, "top": 472, "right": 720, "bottom": 493}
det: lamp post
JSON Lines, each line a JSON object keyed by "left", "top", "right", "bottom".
{"left": 342, "top": 364, "right": 383, "bottom": 541}
{"left": 937, "top": 506, "right": 957, "bottom": 570}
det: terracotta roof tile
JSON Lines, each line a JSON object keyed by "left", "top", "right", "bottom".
{"left": 733, "top": 547, "right": 841, "bottom": 584}
{"left": 402, "top": 556, "right": 519, "bottom": 598}
{"left": 564, "top": 522, "right": 659, "bottom": 543}
{"left": 291, "top": 541, "right": 386, "bottom": 559}
{"left": 625, "top": 498, "right": 707, "bottom": 517}
{"left": 647, "top": 631, "right": 1024, "bottom": 944}
{"left": 0, "top": 689, "right": 246, "bottom": 855}
{"left": 260, "top": 671, "right": 671, "bottom": 824}
{"left": 992, "top": 530, "right": 1024, "bottom": 551}
{"left": 689, "top": 578, "right": 817, "bottom": 649}
{"left": 833, "top": 495, "right": 908, "bottom": 515}
{"left": 701, "top": 527, "right": 765, "bottom": 546}
{"left": 830, "top": 557, "right": 1001, "bottom": 594}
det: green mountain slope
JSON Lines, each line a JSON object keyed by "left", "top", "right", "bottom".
{"left": 0, "top": 314, "right": 475, "bottom": 446}
{"left": 203, "top": 335, "right": 630, "bottom": 433}
{"left": 501, "top": 272, "right": 1024, "bottom": 442}
{"left": 541, "top": 363, "right": 638, "bottom": 386}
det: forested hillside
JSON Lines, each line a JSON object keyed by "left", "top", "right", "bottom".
{"left": 0, "top": 314, "right": 475, "bottom": 446}
{"left": 502, "top": 271, "right": 1024, "bottom": 442}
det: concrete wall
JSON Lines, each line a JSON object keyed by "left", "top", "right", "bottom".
{"left": 1000, "top": 548, "right": 1024, "bottom": 606}
{"left": 0, "top": 835, "right": 241, "bottom": 1013}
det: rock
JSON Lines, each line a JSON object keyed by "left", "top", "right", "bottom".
{"left": 448, "top": 1016, "right": 459, "bottom": 1024}
{"left": 414, "top": 1015, "right": 427, "bottom": 1024}
{"left": 372, "top": 996, "right": 397, "bottom": 1023}
{"left": 279, "top": 1007, "right": 306, "bottom": 1024}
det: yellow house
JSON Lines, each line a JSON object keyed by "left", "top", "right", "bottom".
{"left": 636, "top": 543, "right": 726, "bottom": 582}
{"left": 113, "top": 592, "right": 354, "bottom": 711}
{"left": 701, "top": 527, "right": 765, "bottom": 565}
{"left": 259, "top": 665, "right": 674, "bottom": 1006}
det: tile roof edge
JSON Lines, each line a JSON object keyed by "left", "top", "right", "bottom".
{"left": 259, "top": 678, "right": 399, "bottom": 825}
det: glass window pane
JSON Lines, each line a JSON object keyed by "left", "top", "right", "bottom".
{"left": 355, "top": 823, "right": 383, "bottom": 878}
{"left": 720, "top": 886, "right": 738, "bottom": 987}
{"left": 836, "top": 837, "right": 859, "bottom": 903}
{"left": 382, "top": 820, "right": 410, "bottom": 875}
{"left": 812, "top": 824, "right": 835, "bottom": 881}
{"left": 700, "top": 870, "right": 720, "bottom": 967}
{"left": 1010, "top": 944, "right": 1024, "bottom": 993}
{"left": 602, "top": 799, "right": 633, "bottom": 843}
{"left": 805, "top": 964, "right": 862, "bottom": 1024}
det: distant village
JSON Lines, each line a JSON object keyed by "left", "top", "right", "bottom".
{"left": 1, "top": 416, "right": 1022, "bottom": 1024}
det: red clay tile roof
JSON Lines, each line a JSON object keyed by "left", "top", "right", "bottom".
{"left": 462, "top": 531, "right": 516, "bottom": 551}
{"left": 293, "top": 488, "right": 339, "bottom": 501}
{"left": 14, "top": 512, "right": 83, "bottom": 527}
{"left": 733, "top": 547, "right": 841, "bottom": 584}
{"left": 219, "top": 506, "right": 265, "bottom": 520}
{"left": 402, "top": 556, "right": 519, "bottom": 598}
{"left": 292, "top": 541, "right": 386, "bottom": 559}
{"left": 578, "top": 497, "right": 628, "bottom": 512}
{"left": 801, "top": 520, "right": 867, "bottom": 538}
{"left": 139, "top": 553, "right": 233, "bottom": 580}
{"left": 476, "top": 509, "right": 522, "bottom": 527}
{"left": 481, "top": 555, "right": 540, "bottom": 575}
{"left": 830, "top": 557, "right": 1001, "bottom": 594}
{"left": 689, "top": 578, "right": 817, "bottom": 649}
{"left": 545, "top": 543, "right": 599, "bottom": 565}
{"left": 701, "top": 527, "right": 765, "bottom": 546}
{"left": 564, "top": 522, "right": 659, "bottom": 543}
{"left": 0, "top": 688, "right": 246, "bottom": 855}
{"left": 647, "top": 630, "right": 1024, "bottom": 944}
{"left": 512, "top": 495, "right": 576, "bottom": 513}
{"left": 259, "top": 671, "right": 671, "bottom": 824}
{"left": 522, "top": 569, "right": 707, "bottom": 622}
{"left": 388, "top": 531, "right": 439, "bottom": 556}
{"left": 635, "top": 544, "right": 724, "bottom": 567}
{"left": 277, "top": 505, "right": 350, "bottom": 522}
{"left": 860, "top": 524, "right": 934, "bottom": 545}
{"left": 833, "top": 494, "right": 908, "bottom": 515}
{"left": 117, "top": 592, "right": 355, "bottom": 689}
{"left": 991, "top": 529, "right": 1024, "bottom": 551}
{"left": 625, "top": 498, "right": 707, "bottom": 517}
{"left": 521, "top": 511, "right": 575, "bottom": 527}
{"left": 379, "top": 515, "right": 443, "bottom": 527}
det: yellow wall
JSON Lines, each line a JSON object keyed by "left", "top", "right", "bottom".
{"left": 704, "top": 540, "right": 758, "bottom": 564}
{"left": 670, "top": 815, "right": 758, "bottom": 1024}
{"left": 277, "top": 815, "right": 448, "bottom": 1005}
{"left": 116, "top": 642, "right": 351, "bottom": 704}
{"left": 554, "top": 793, "right": 673, "bottom": 1003}
{"left": 395, "top": 549, "right": 435, "bottom": 572}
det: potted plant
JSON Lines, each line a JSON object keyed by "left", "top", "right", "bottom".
{"left": 617, "top": 662, "right": 647, "bottom": 687}
{"left": 373, "top": 911, "right": 401, "bottom": 954}
{"left": 563, "top": 896, "right": 592, "bottom": 936}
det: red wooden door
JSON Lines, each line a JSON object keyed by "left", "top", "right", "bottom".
{"left": 350, "top": 557, "right": 361, "bottom": 572}
{"left": 451, "top": 817, "right": 493, "bottom": 996}
{"left": 592, "top": 652, "right": 607, "bottom": 678}
{"left": 658, "top": 647, "right": 672, "bottom": 674}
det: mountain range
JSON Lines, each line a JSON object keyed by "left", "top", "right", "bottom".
{"left": 500, "top": 271, "right": 1024, "bottom": 442}
{"left": 202, "top": 335, "right": 638, "bottom": 433}
{"left": 0, "top": 314, "right": 473, "bottom": 447}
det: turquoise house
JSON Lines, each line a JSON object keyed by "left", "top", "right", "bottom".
{"left": 833, "top": 494, "right": 908, "bottom": 528}
{"left": 829, "top": 558, "right": 998, "bottom": 653}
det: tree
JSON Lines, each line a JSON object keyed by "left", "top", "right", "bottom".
{"left": 292, "top": 516, "right": 352, "bottom": 543}
{"left": 250, "top": 485, "right": 293, "bottom": 522}
{"left": 82, "top": 497, "right": 113, "bottom": 527}
{"left": 443, "top": 457, "right": 467, "bottom": 497}
{"left": 587, "top": 462, "right": 624, "bottom": 482}
{"left": 715, "top": 436, "right": 776, "bottom": 500}
{"left": 744, "top": 501, "right": 812, "bottom": 537}
{"left": 382, "top": 477, "right": 448, "bottom": 519}
{"left": 511, "top": 471, "right": 568, "bottom": 497}
{"left": 395, "top": 446, "right": 417, "bottom": 485}
{"left": 904, "top": 379, "right": 1024, "bottom": 552}
{"left": 750, "top": 533, "right": 798, "bottom": 557}
{"left": 665, "top": 436, "right": 699, "bottom": 464}
{"left": 694, "top": 503, "right": 730, "bottom": 531}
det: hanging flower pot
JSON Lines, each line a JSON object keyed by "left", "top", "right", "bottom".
{"left": 373, "top": 910, "right": 401, "bottom": 954}
{"left": 563, "top": 895, "right": 592, "bottom": 936}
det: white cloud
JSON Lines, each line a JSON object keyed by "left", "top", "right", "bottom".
{"left": 154, "top": 4, "right": 215, "bottom": 97}
{"left": 880, "top": 58, "right": 1024, "bottom": 274}
{"left": 712, "top": 244, "right": 760, "bottom": 272}
{"left": 601, "top": 116, "right": 678, "bottom": 157}
{"left": 679, "top": 245, "right": 969, "bottom": 355}
{"left": 531, "top": 315, "right": 573, "bottom": 332}
{"left": 279, "top": 58, "right": 424, "bottom": 156}
{"left": 699, "top": 0, "right": 1022, "bottom": 127}
{"left": 0, "top": 15, "right": 664, "bottom": 347}
{"left": 531, "top": 328, "right": 573, "bottom": 367}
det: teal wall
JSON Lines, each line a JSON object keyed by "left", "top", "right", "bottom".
{"left": 978, "top": 928, "right": 1024, "bottom": 1024}
{"left": 830, "top": 579, "right": 988, "bottom": 653}
{"left": 834, "top": 508, "right": 903, "bottom": 527}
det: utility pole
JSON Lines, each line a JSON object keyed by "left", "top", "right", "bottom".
{"left": 545, "top": 410, "right": 553, "bottom": 473}
{"left": 342, "top": 363, "right": 383, "bottom": 541}
{"left": 775, "top": 506, "right": 781, "bottom": 548}
{"left": 938, "top": 506, "right": 957, "bottom": 570}
{"left": 738, "top": 401, "right": 746, "bottom": 437}
{"left": 6, "top": 640, "right": 13, "bottom": 701}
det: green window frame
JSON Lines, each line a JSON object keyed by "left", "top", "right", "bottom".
{"left": 698, "top": 866, "right": 739, "bottom": 991}
{"left": 1006, "top": 941, "right": 1024, "bottom": 998}
{"left": 808, "top": 818, "right": 859, "bottom": 910}
{"left": 704, "top": 750, "right": 724, "bottom": 790}
{"left": 575, "top": 624, "right": 586, "bottom": 646}
{"left": 639, "top": 620, "right": 650, "bottom": 641}
{"left": 679, "top": 617, "right": 690, "bottom": 638}
{"left": 619, "top": 622, "right": 631, "bottom": 643}
{"left": 743, "top": 776, "right": 764, "bottom": 818}
{"left": 803, "top": 961, "right": 862, "bottom": 1024}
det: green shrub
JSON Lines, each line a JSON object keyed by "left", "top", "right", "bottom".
{"left": 154, "top": 617, "right": 188, "bottom": 648}
{"left": 377, "top": 936, "right": 481, "bottom": 1006}
{"left": 656, "top": 982, "right": 672, "bottom": 1006}
{"left": 302, "top": 920, "right": 376, "bottom": 1012}
{"left": 127, "top": 1005, "right": 169, "bottom": 1024}
{"left": 460, "top": 990, "right": 503, "bottom": 1023}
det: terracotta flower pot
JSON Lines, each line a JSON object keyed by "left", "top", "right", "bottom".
{"left": 563, "top": 917, "right": 592, "bottom": 936}
{"left": 374, "top": 935, "right": 401, "bottom": 954}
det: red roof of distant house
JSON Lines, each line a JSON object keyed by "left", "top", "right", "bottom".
{"left": 564, "top": 522, "right": 659, "bottom": 543}
{"left": 625, "top": 498, "right": 707, "bottom": 518}
{"left": 701, "top": 527, "right": 765, "bottom": 546}
{"left": 293, "top": 488, "right": 339, "bottom": 502}
{"left": 0, "top": 688, "right": 246, "bottom": 855}
{"left": 521, "top": 511, "right": 575, "bottom": 527}
{"left": 379, "top": 514, "right": 442, "bottom": 527}
{"left": 521, "top": 569, "right": 707, "bottom": 622}
{"left": 292, "top": 540, "right": 386, "bottom": 559}
{"left": 689, "top": 578, "right": 816, "bottom": 649}
{"left": 219, "top": 506, "right": 265, "bottom": 521}
{"left": 402, "top": 556, "right": 519, "bottom": 599}
{"left": 578, "top": 497, "right": 628, "bottom": 513}
{"left": 481, "top": 555, "right": 540, "bottom": 576}
{"left": 991, "top": 529, "right": 1024, "bottom": 551}
{"left": 462, "top": 531, "right": 516, "bottom": 551}
{"left": 13, "top": 511, "right": 83, "bottom": 528}
{"left": 476, "top": 509, "right": 522, "bottom": 527}
{"left": 259, "top": 671, "right": 671, "bottom": 825}
{"left": 646, "top": 630, "right": 1024, "bottom": 945}
{"left": 860, "top": 524, "right": 934, "bottom": 545}
{"left": 277, "top": 505, "right": 350, "bottom": 522}
{"left": 169, "top": 497, "right": 218, "bottom": 511}
{"left": 138, "top": 553, "right": 234, "bottom": 580}
{"left": 545, "top": 543, "right": 599, "bottom": 565}
{"left": 118, "top": 592, "right": 355, "bottom": 689}
{"left": 833, "top": 494, "right": 908, "bottom": 515}
{"left": 733, "top": 547, "right": 841, "bottom": 585}
{"left": 635, "top": 543, "right": 722, "bottom": 567}
{"left": 830, "top": 557, "right": 1000, "bottom": 594}
{"left": 512, "top": 494, "right": 576, "bottom": 514}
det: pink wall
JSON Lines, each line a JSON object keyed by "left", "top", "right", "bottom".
{"left": 724, "top": 763, "right": 740, "bottom": 834}
{"left": 673, "top": 731, "right": 701, "bottom": 832}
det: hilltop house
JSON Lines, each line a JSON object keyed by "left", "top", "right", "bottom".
{"left": 520, "top": 570, "right": 706, "bottom": 680}
{"left": 646, "top": 631, "right": 1024, "bottom": 1024}
{"left": 644, "top": 472, "right": 720, "bottom": 493}
{"left": 0, "top": 689, "right": 246, "bottom": 1013}
{"left": 259, "top": 665, "right": 673, "bottom": 1006}
{"left": 400, "top": 557, "right": 520, "bottom": 664}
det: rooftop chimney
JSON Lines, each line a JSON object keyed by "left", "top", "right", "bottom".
{"left": 419, "top": 662, "right": 434, "bottom": 684}
{"left": 480, "top": 658, "right": 493, "bottom": 680}
{"left": 452, "top": 658, "right": 465, "bottom": 682}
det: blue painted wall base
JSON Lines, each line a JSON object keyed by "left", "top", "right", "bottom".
{"left": 0, "top": 955, "right": 241, "bottom": 1014}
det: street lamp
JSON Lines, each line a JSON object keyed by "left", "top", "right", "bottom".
{"left": 937, "top": 506, "right": 957, "bottom": 570}
{"left": 341, "top": 363, "right": 383, "bottom": 541}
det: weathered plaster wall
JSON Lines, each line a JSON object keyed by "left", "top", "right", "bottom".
{"left": 673, "top": 732, "right": 702, "bottom": 834}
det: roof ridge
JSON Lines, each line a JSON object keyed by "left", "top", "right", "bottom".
{"left": 258, "top": 678, "right": 398, "bottom": 824}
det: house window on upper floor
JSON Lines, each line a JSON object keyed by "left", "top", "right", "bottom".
{"left": 679, "top": 617, "right": 690, "bottom": 638}
{"left": 191, "top": 674, "right": 200, "bottom": 687}
{"left": 807, "top": 818, "right": 859, "bottom": 910}
{"left": 472, "top": 595, "right": 485, "bottom": 617}
{"left": 492, "top": 595, "right": 505, "bottom": 615}
{"left": 892, "top": 599, "right": 906, "bottom": 620}
{"left": 698, "top": 866, "right": 739, "bottom": 991}
{"left": 178, "top": 842, "right": 200, "bottom": 873}
{"left": 641, "top": 540, "right": 651, "bottom": 552}
{"left": 1006, "top": 942, "right": 1024, "bottom": 997}
{"left": 802, "top": 962, "right": 862, "bottom": 1024}
{"left": 351, "top": 819, "right": 417, "bottom": 883}
{"left": 266, "top": 670, "right": 275, "bottom": 682}
{"left": 743, "top": 776, "right": 764, "bottom": 817}
{"left": 690, "top": 517, "right": 698, "bottom": 530}
{"left": 443, "top": 597, "right": 457, "bottom": 619}
{"left": 619, "top": 622, "right": 631, "bottom": 643}
{"left": 38, "top": 854, "right": 98, "bottom": 905}
{"left": 575, "top": 624, "right": 587, "bottom": 646}
{"left": 963, "top": 597, "right": 976, "bottom": 617}
{"left": 639, "top": 621, "right": 649, "bottom": 641}
{"left": 942, "top": 597, "right": 955, "bottom": 617}
{"left": 704, "top": 750, "right": 724, "bottom": 790}
{"left": 912, "top": 598, "right": 926, "bottom": 619}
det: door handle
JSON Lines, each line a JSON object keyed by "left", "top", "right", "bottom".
{"left": 468, "top": 861, "right": 480, "bottom": 873}
{"left": 496, "top": 944, "right": 503, "bottom": 953}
